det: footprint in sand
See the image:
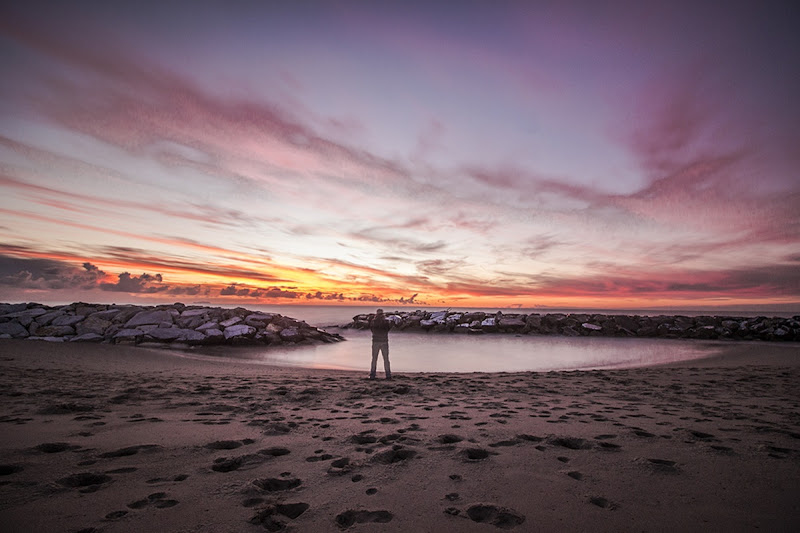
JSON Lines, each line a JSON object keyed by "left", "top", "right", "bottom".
{"left": 127, "top": 492, "right": 179, "bottom": 510}
{"left": 106, "top": 467, "right": 137, "bottom": 474}
{"left": 549, "top": 437, "right": 592, "bottom": 450}
{"left": 567, "top": 471, "right": 583, "bottom": 480}
{"left": 464, "top": 504, "right": 525, "bottom": 529}
{"left": 589, "top": 496, "right": 619, "bottom": 510}
{"left": 0, "top": 464, "right": 23, "bottom": 476}
{"left": 57, "top": 472, "right": 113, "bottom": 493}
{"left": 335, "top": 510, "right": 393, "bottom": 528}
{"left": 204, "top": 440, "right": 244, "bottom": 450}
{"left": 253, "top": 477, "right": 302, "bottom": 492}
{"left": 104, "top": 510, "right": 128, "bottom": 520}
{"left": 33, "top": 442, "right": 81, "bottom": 453}
{"left": 99, "top": 444, "right": 161, "bottom": 458}
{"left": 146, "top": 474, "right": 188, "bottom": 484}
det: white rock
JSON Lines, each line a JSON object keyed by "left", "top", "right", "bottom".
{"left": 581, "top": 323, "right": 602, "bottom": 331}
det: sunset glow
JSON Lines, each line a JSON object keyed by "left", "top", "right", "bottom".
{"left": 1, "top": 1, "right": 798, "bottom": 311}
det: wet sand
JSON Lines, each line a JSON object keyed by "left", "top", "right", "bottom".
{"left": 0, "top": 339, "right": 798, "bottom": 532}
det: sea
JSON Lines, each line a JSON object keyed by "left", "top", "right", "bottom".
{"left": 181, "top": 304, "right": 798, "bottom": 373}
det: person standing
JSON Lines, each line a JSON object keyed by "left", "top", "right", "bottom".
{"left": 369, "top": 309, "right": 392, "bottom": 380}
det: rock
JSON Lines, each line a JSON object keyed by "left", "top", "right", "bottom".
{"left": 562, "top": 326, "right": 579, "bottom": 337}
{"left": 2, "top": 308, "right": 48, "bottom": 320}
{"left": 76, "top": 315, "right": 112, "bottom": 336}
{"left": 0, "top": 322, "right": 29, "bottom": 338}
{"left": 255, "top": 331, "right": 281, "bottom": 345}
{"left": 0, "top": 303, "right": 27, "bottom": 314}
{"left": 74, "top": 305, "right": 100, "bottom": 316}
{"left": 113, "top": 328, "right": 145, "bottom": 344}
{"left": 430, "top": 311, "right": 448, "bottom": 323}
{"left": 146, "top": 328, "right": 186, "bottom": 341}
{"left": 33, "top": 325, "right": 75, "bottom": 337}
{"left": 176, "top": 329, "right": 205, "bottom": 343}
{"left": 180, "top": 308, "right": 208, "bottom": 318}
{"left": 245, "top": 313, "right": 275, "bottom": 327}
{"left": 480, "top": 318, "right": 497, "bottom": 332}
{"left": 90, "top": 309, "right": 122, "bottom": 321}
{"left": 279, "top": 327, "right": 303, "bottom": 343}
{"left": 498, "top": 317, "right": 526, "bottom": 330}
{"left": 36, "top": 310, "right": 66, "bottom": 326}
{"left": 581, "top": 323, "right": 602, "bottom": 331}
{"left": 28, "top": 336, "right": 66, "bottom": 342}
{"left": 5, "top": 309, "right": 47, "bottom": 327}
{"left": 177, "top": 315, "right": 205, "bottom": 329}
{"left": 196, "top": 321, "right": 220, "bottom": 331}
{"left": 203, "top": 329, "right": 224, "bottom": 343}
{"left": 220, "top": 317, "right": 243, "bottom": 328}
{"left": 125, "top": 310, "right": 174, "bottom": 328}
{"left": 70, "top": 333, "right": 105, "bottom": 343}
{"left": 223, "top": 324, "right": 256, "bottom": 339}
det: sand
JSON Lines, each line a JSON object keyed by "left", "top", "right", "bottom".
{"left": 0, "top": 339, "right": 798, "bottom": 532}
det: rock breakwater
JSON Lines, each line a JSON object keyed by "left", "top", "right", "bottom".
{"left": 0, "top": 302, "right": 344, "bottom": 347}
{"left": 344, "top": 310, "right": 800, "bottom": 342}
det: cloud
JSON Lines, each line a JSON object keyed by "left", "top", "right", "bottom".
{"left": 99, "top": 272, "right": 167, "bottom": 293}
{"left": 219, "top": 284, "right": 301, "bottom": 299}
{"left": 0, "top": 256, "right": 106, "bottom": 290}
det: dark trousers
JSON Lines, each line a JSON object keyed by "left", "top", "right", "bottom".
{"left": 370, "top": 341, "right": 391, "bottom": 378}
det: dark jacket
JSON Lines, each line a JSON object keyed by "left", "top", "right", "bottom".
{"left": 369, "top": 315, "right": 392, "bottom": 342}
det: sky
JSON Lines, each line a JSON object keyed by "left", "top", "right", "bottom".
{"left": 0, "top": 0, "right": 798, "bottom": 311}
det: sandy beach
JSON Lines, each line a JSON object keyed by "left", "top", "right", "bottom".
{"left": 1, "top": 339, "right": 798, "bottom": 532}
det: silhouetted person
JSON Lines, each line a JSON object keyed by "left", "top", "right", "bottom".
{"left": 369, "top": 308, "right": 392, "bottom": 380}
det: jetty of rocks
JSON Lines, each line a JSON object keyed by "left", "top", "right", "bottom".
{"left": 344, "top": 310, "right": 800, "bottom": 342}
{"left": 0, "top": 302, "right": 344, "bottom": 347}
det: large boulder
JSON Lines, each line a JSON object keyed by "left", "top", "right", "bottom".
{"left": 245, "top": 313, "right": 275, "bottom": 327}
{"left": 498, "top": 316, "right": 526, "bottom": 331}
{"left": 202, "top": 328, "right": 224, "bottom": 343}
{"left": 125, "top": 310, "right": 174, "bottom": 328}
{"left": 223, "top": 324, "right": 256, "bottom": 339}
{"left": 219, "top": 317, "right": 242, "bottom": 328}
{"left": 180, "top": 308, "right": 209, "bottom": 318}
{"left": 51, "top": 315, "right": 85, "bottom": 327}
{"left": 76, "top": 315, "right": 112, "bottom": 336}
{"left": 35, "top": 310, "right": 66, "bottom": 326}
{"left": 0, "top": 322, "right": 29, "bottom": 338}
{"left": 33, "top": 325, "right": 75, "bottom": 337}
{"left": 146, "top": 328, "right": 186, "bottom": 341}
{"left": 2, "top": 308, "right": 47, "bottom": 327}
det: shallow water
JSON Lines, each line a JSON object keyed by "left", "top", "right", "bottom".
{"left": 189, "top": 329, "right": 726, "bottom": 373}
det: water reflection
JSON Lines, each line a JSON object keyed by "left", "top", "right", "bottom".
{"left": 191, "top": 330, "right": 725, "bottom": 373}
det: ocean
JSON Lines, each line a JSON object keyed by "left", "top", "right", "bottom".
{"left": 180, "top": 304, "right": 789, "bottom": 373}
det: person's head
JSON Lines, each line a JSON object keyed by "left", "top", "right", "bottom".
{"left": 376, "top": 308, "right": 384, "bottom": 315}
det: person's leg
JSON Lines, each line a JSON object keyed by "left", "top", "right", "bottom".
{"left": 370, "top": 342, "right": 379, "bottom": 378}
{"left": 381, "top": 342, "right": 391, "bottom": 379}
